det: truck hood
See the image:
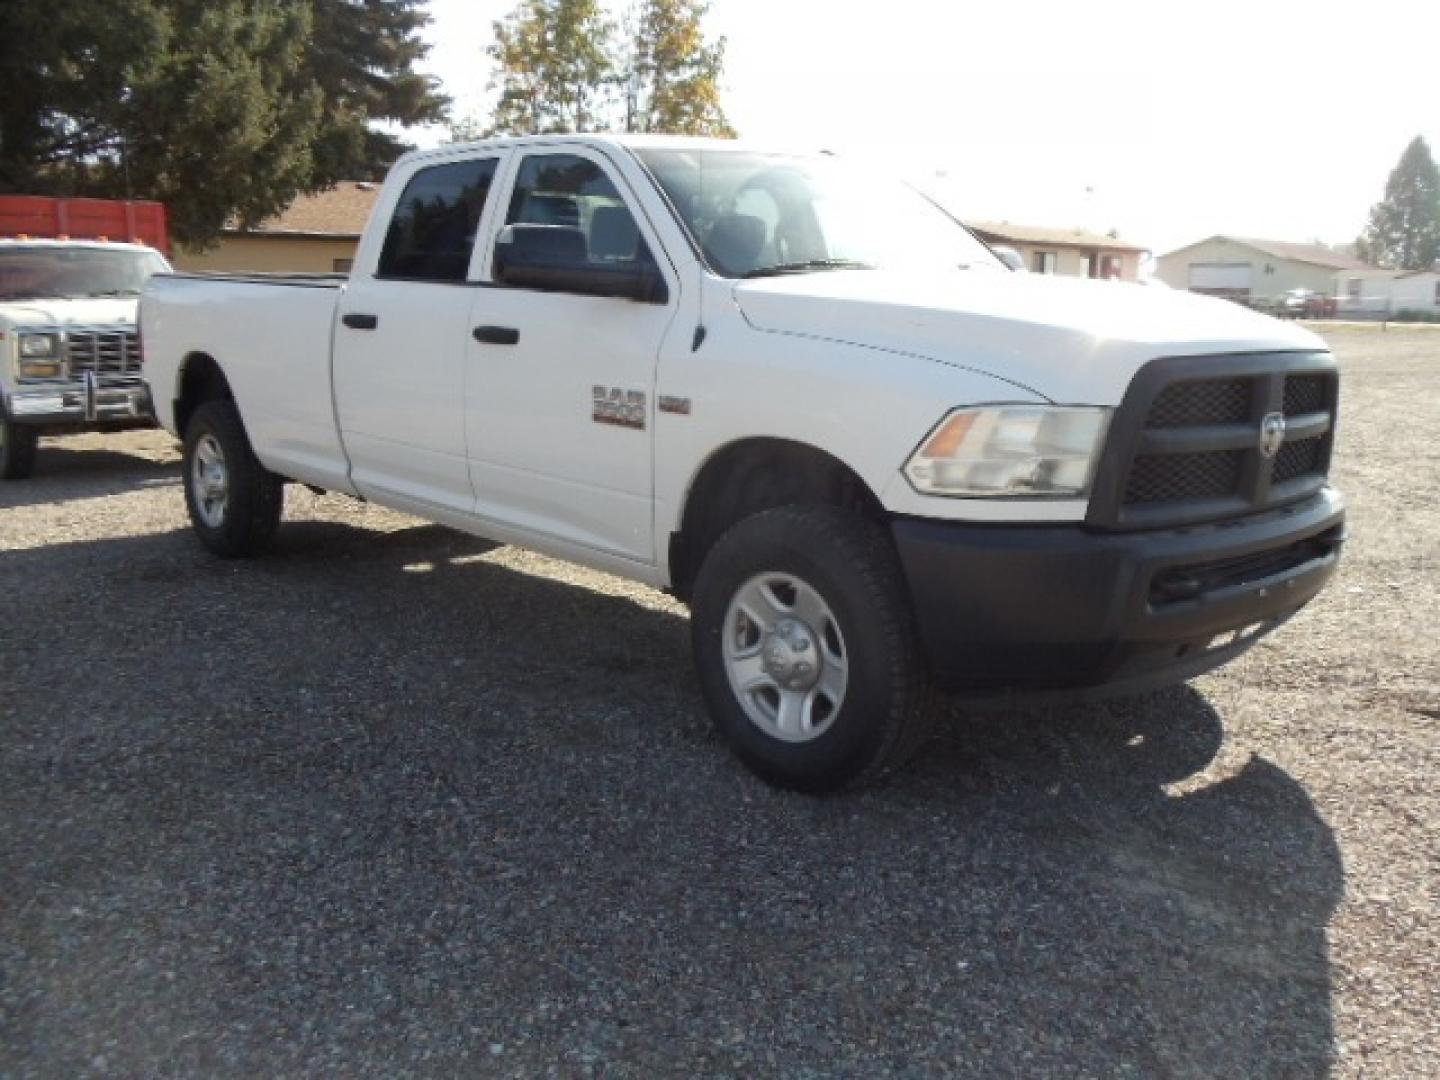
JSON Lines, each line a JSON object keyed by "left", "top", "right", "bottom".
{"left": 732, "top": 269, "right": 1325, "bottom": 405}
{"left": 0, "top": 297, "right": 138, "bottom": 331}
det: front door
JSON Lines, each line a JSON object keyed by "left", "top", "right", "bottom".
{"left": 463, "top": 149, "right": 680, "bottom": 563}
{"left": 334, "top": 153, "right": 505, "bottom": 513}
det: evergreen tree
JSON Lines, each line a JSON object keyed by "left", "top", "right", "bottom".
{"left": 487, "top": 0, "right": 615, "bottom": 135}
{"left": 307, "top": 0, "right": 450, "bottom": 181}
{"left": 1358, "top": 136, "right": 1440, "bottom": 270}
{"left": 0, "top": 0, "right": 447, "bottom": 246}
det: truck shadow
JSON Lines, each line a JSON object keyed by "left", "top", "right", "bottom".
{"left": 0, "top": 440, "right": 178, "bottom": 510}
{"left": 0, "top": 517, "right": 1342, "bottom": 1076}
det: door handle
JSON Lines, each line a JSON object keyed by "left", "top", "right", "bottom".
{"left": 473, "top": 325, "right": 520, "bottom": 345}
{"left": 342, "top": 312, "right": 378, "bottom": 330}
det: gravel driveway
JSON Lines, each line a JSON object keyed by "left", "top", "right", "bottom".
{"left": 1, "top": 328, "right": 1435, "bottom": 1077}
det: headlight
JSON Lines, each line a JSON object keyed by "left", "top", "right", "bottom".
{"left": 903, "top": 405, "right": 1112, "bottom": 498}
{"left": 18, "top": 333, "right": 59, "bottom": 358}
{"left": 16, "top": 333, "right": 64, "bottom": 379}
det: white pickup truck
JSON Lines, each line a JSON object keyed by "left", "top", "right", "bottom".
{"left": 140, "top": 135, "right": 1345, "bottom": 791}
{"left": 2, "top": 239, "right": 169, "bottom": 478}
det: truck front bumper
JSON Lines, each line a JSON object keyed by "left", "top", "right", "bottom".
{"left": 891, "top": 487, "right": 1345, "bottom": 702}
{"left": 5, "top": 378, "right": 153, "bottom": 427}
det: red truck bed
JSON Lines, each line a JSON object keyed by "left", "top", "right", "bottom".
{"left": 0, "top": 196, "right": 170, "bottom": 255}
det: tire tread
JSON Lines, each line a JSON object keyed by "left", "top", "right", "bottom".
{"left": 693, "top": 505, "right": 940, "bottom": 792}
{"left": 0, "top": 417, "right": 39, "bottom": 480}
{"left": 183, "top": 399, "right": 283, "bottom": 557}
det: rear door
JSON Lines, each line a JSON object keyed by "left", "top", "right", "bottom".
{"left": 333, "top": 152, "right": 505, "bottom": 513}
{"left": 462, "top": 147, "right": 681, "bottom": 562}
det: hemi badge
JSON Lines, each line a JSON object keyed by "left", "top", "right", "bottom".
{"left": 658, "top": 396, "right": 691, "bottom": 416}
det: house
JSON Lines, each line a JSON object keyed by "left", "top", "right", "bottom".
{"left": 1388, "top": 269, "right": 1440, "bottom": 315}
{"left": 966, "top": 222, "right": 1147, "bottom": 281}
{"left": 1333, "top": 266, "right": 1440, "bottom": 317}
{"left": 1332, "top": 266, "right": 1403, "bottom": 316}
{"left": 1155, "top": 235, "right": 1371, "bottom": 303}
{"left": 171, "top": 182, "right": 382, "bottom": 274}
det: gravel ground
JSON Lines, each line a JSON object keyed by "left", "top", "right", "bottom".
{"left": 1, "top": 327, "right": 1436, "bottom": 1077}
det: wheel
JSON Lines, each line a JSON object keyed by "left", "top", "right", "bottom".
{"left": 182, "top": 399, "right": 283, "bottom": 557}
{"left": 0, "top": 414, "right": 39, "bottom": 480}
{"left": 690, "top": 505, "right": 938, "bottom": 793}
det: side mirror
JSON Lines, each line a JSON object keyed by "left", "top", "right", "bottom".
{"left": 493, "top": 224, "right": 668, "bottom": 304}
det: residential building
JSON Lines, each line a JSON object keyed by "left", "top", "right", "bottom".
{"left": 172, "top": 182, "right": 382, "bottom": 274}
{"left": 967, "top": 222, "right": 1147, "bottom": 281}
{"left": 1155, "top": 235, "right": 1371, "bottom": 303}
{"left": 1333, "top": 267, "right": 1440, "bottom": 317}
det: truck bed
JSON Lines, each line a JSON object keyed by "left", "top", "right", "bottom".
{"left": 162, "top": 271, "right": 348, "bottom": 287}
{"left": 141, "top": 272, "right": 354, "bottom": 493}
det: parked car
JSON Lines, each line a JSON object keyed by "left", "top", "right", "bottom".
{"left": 1, "top": 196, "right": 172, "bottom": 479}
{"left": 140, "top": 135, "right": 1345, "bottom": 791}
{"left": 1276, "top": 288, "right": 1336, "bottom": 319}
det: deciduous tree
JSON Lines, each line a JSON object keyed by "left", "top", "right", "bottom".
{"left": 484, "top": 0, "right": 734, "bottom": 137}
{"left": 1358, "top": 136, "right": 1440, "bottom": 270}
{"left": 620, "top": 0, "right": 733, "bottom": 137}
{"left": 487, "top": 0, "right": 615, "bottom": 135}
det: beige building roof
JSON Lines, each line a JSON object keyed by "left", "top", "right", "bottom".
{"left": 232, "top": 182, "right": 383, "bottom": 238}
{"left": 1162, "top": 235, "right": 1372, "bottom": 271}
{"left": 968, "top": 221, "right": 1149, "bottom": 253}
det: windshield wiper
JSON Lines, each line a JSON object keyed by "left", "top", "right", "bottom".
{"left": 82, "top": 289, "right": 141, "bottom": 298}
{"left": 740, "top": 258, "right": 874, "bottom": 279}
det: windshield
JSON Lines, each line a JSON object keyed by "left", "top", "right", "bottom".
{"left": 635, "top": 148, "right": 1002, "bottom": 278}
{"left": 0, "top": 247, "right": 169, "bottom": 301}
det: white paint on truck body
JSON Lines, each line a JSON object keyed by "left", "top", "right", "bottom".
{"left": 140, "top": 133, "right": 1328, "bottom": 590}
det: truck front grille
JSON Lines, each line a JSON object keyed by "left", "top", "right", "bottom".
{"left": 1146, "top": 378, "right": 1251, "bottom": 427}
{"left": 1123, "top": 449, "right": 1245, "bottom": 504}
{"left": 65, "top": 328, "right": 141, "bottom": 381}
{"left": 1087, "top": 352, "right": 1338, "bottom": 530}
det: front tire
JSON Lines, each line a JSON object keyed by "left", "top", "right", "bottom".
{"left": 690, "top": 505, "right": 938, "bottom": 793}
{"left": 0, "top": 414, "right": 39, "bottom": 480}
{"left": 182, "top": 399, "right": 283, "bottom": 557}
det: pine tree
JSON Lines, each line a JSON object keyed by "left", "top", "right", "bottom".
{"left": 487, "top": 0, "right": 615, "bottom": 135}
{"left": 307, "top": 0, "right": 450, "bottom": 181}
{"left": 0, "top": 0, "right": 447, "bottom": 246}
{"left": 1358, "top": 136, "right": 1440, "bottom": 270}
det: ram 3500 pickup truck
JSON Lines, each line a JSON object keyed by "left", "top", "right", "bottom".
{"left": 140, "top": 135, "right": 1345, "bottom": 791}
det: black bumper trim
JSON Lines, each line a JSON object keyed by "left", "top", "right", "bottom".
{"left": 891, "top": 487, "right": 1345, "bottom": 698}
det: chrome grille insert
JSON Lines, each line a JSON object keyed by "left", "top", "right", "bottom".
{"left": 64, "top": 328, "right": 141, "bottom": 380}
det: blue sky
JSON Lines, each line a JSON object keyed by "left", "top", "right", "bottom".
{"left": 407, "top": 0, "right": 1440, "bottom": 256}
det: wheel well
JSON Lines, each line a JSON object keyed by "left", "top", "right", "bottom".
{"left": 669, "top": 438, "right": 887, "bottom": 600}
{"left": 174, "top": 353, "right": 232, "bottom": 437}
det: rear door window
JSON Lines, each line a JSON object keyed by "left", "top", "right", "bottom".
{"left": 379, "top": 158, "right": 498, "bottom": 282}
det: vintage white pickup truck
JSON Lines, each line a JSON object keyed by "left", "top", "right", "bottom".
{"left": 2, "top": 238, "right": 169, "bottom": 478}
{"left": 140, "top": 135, "right": 1345, "bottom": 791}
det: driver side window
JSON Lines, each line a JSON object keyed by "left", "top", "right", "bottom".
{"left": 497, "top": 154, "right": 657, "bottom": 277}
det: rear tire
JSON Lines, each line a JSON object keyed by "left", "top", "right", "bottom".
{"left": 182, "top": 399, "right": 283, "bottom": 558}
{"left": 0, "top": 415, "right": 39, "bottom": 480}
{"left": 690, "top": 505, "right": 938, "bottom": 793}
